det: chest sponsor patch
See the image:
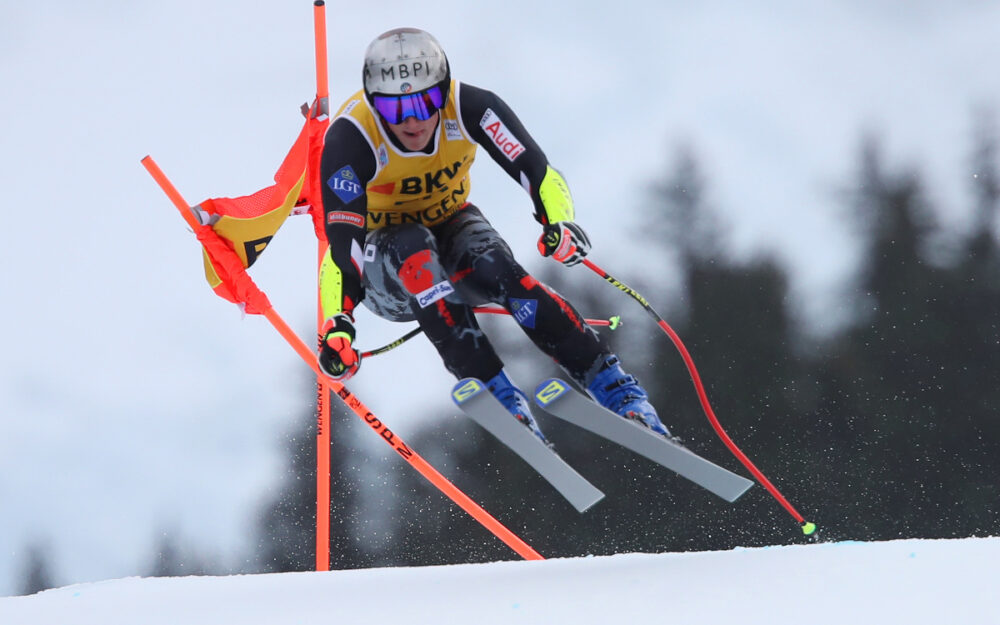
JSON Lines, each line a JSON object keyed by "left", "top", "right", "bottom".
{"left": 327, "top": 165, "right": 364, "bottom": 204}
{"left": 326, "top": 211, "right": 365, "bottom": 229}
{"left": 479, "top": 108, "right": 526, "bottom": 161}
{"left": 509, "top": 297, "right": 538, "bottom": 329}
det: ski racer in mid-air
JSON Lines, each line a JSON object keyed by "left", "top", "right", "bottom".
{"left": 316, "top": 27, "right": 672, "bottom": 445}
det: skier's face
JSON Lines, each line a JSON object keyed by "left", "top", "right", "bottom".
{"left": 384, "top": 111, "right": 439, "bottom": 151}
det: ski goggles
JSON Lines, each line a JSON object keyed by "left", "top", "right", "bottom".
{"left": 372, "top": 85, "right": 445, "bottom": 124}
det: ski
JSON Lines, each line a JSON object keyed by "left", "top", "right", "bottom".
{"left": 451, "top": 378, "right": 605, "bottom": 513}
{"left": 533, "top": 378, "right": 754, "bottom": 503}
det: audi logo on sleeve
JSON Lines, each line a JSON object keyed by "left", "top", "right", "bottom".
{"left": 479, "top": 108, "right": 526, "bottom": 161}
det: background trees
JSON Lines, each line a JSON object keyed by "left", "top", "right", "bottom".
{"left": 244, "top": 119, "right": 1000, "bottom": 569}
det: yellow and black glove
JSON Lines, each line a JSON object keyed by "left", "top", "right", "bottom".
{"left": 534, "top": 165, "right": 590, "bottom": 266}
{"left": 538, "top": 221, "right": 591, "bottom": 266}
{"left": 318, "top": 313, "right": 361, "bottom": 381}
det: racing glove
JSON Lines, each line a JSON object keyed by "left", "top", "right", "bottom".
{"left": 318, "top": 313, "right": 361, "bottom": 381}
{"left": 537, "top": 221, "right": 592, "bottom": 266}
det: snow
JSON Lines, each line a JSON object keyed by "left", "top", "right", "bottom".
{"left": 2, "top": 537, "right": 996, "bottom": 624}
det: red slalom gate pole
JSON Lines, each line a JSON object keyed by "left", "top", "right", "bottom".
{"left": 581, "top": 258, "right": 816, "bottom": 536}
{"left": 315, "top": 252, "right": 332, "bottom": 571}
{"left": 312, "top": 0, "right": 332, "bottom": 573}
{"left": 312, "top": 1, "right": 328, "bottom": 102}
{"left": 315, "top": 259, "right": 332, "bottom": 571}
{"left": 142, "top": 154, "right": 545, "bottom": 561}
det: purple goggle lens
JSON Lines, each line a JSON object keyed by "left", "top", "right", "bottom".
{"left": 373, "top": 85, "right": 445, "bottom": 124}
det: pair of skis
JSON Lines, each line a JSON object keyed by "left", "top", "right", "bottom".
{"left": 451, "top": 377, "right": 754, "bottom": 513}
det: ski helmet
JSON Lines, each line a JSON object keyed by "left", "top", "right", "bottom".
{"left": 363, "top": 28, "right": 450, "bottom": 103}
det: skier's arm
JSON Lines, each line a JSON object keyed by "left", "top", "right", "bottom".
{"left": 316, "top": 118, "right": 375, "bottom": 380}
{"left": 458, "top": 82, "right": 588, "bottom": 264}
{"left": 319, "top": 117, "right": 376, "bottom": 319}
{"left": 458, "top": 83, "right": 577, "bottom": 225}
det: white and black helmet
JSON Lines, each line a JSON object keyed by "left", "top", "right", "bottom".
{"left": 363, "top": 28, "right": 450, "bottom": 102}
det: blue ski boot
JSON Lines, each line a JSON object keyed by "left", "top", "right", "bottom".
{"left": 486, "top": 369, "right": 550, "bottom": 446}
{"left": 586, "top": 355, "right": 672, "bottom": 438}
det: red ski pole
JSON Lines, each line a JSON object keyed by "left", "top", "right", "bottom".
{"left": 581, "top": 258, "right": 816, "bottom": 536}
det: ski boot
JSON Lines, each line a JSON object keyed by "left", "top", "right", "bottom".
{"left": 486, "top": 369, "right": 551, "bottom": 446}
{"left": 586, "top": 355, "right": 673, "bottom": 438}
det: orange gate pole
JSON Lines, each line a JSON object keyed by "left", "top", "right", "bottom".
{"left": 312, "top": 0, "right": 332, "bottom": 573}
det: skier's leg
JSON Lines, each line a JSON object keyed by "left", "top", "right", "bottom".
{"left": 437, "top": 204, "right": 605, "bottom": 378}
{"left": 364, "top": 221, "right": 547, "bottom": 441}
{"left": 438, "top": 205, "right": 670, "bottom": 436}
{"left": 364, "top": 222, "right": 499, "bottom": 379}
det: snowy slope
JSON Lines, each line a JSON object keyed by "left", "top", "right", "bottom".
{"left": 2, "top": 537, "right": 996, "bottom": 625}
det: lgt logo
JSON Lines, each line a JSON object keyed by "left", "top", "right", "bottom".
{"left": 328, "top": 165, "right": 363, "bottom": 203}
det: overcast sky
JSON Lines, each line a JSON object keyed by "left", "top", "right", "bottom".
{"left": 1, "top": 1, "right": 998, "bottom": 595}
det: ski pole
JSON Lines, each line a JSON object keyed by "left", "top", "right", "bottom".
{"left": 361, "top": 327, "right": 424, "bottom": 360}
{"left": 580, "top": 258, "right": 816, "bottom": 536}
{"left": 360, "top": 307, "right": 622, "bottom": 360}
{"left": 142, "top": 154, "right": 545, "bottom": 560}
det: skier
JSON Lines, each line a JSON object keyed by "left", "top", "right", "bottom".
{"left": 316, "top": 27, "right": 671, "bottom": 444}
